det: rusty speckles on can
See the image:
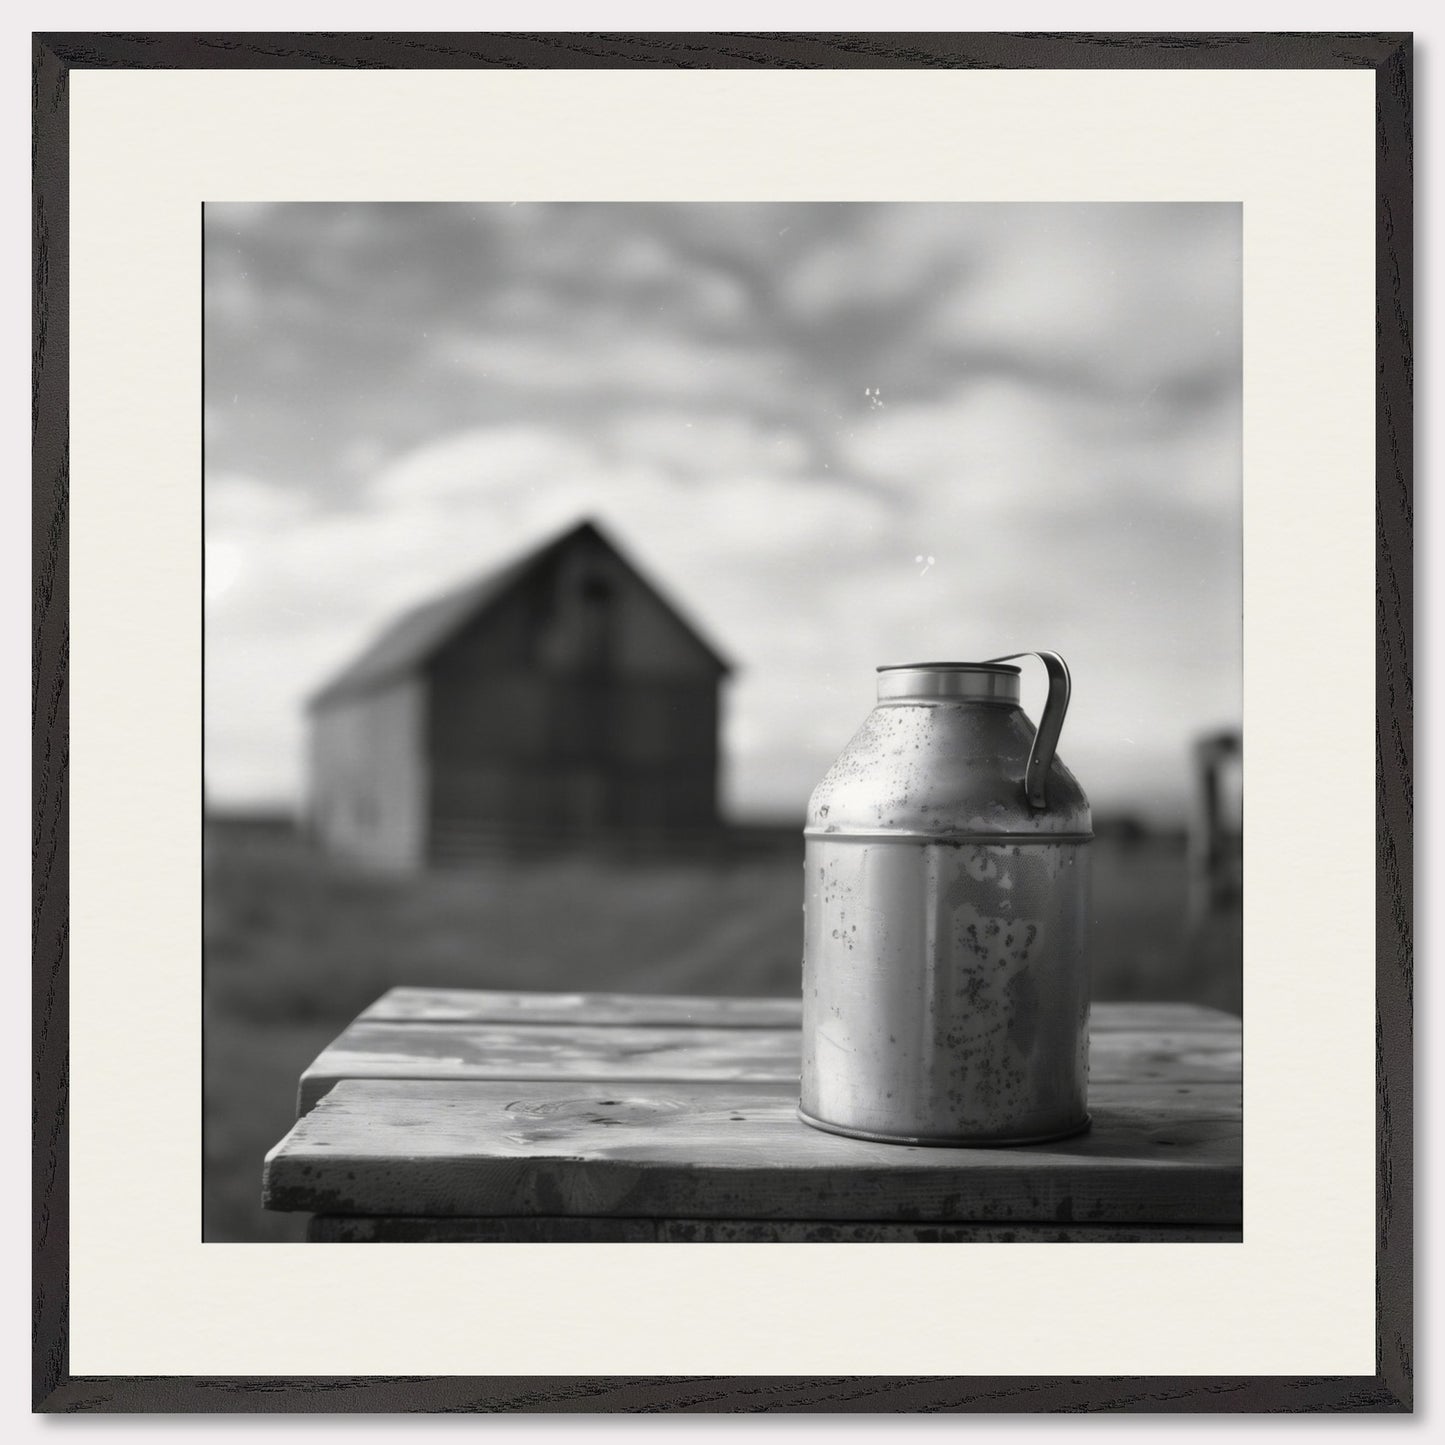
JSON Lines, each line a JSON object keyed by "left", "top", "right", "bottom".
{"left": 799, "top": 654, "right": 1092, "bottom": 1146}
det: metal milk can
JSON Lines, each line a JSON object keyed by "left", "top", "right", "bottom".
{"left": 799, "top": 652, "right": 1092, "bottom": 1146}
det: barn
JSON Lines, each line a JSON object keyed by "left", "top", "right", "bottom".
{"left": 306, "top": 518, "right": 731, "bottom": 868}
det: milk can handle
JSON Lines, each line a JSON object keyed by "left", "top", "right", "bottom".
{"left": 985, "top": 650, "right": 1071, "bottom": 811}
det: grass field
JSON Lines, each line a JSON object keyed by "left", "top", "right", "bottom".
{"left": 204, "top": 819, "right": 1241, "bottom": 1242}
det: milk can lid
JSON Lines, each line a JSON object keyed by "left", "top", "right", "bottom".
{"left": 876, "top": 662, "right": 1021, "bottom": 703}
{"left": 877, "top": 660, "right": 1021, "bottom": 674}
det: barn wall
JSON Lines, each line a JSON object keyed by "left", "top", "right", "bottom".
{"left": 425, "top": 531, "right": 723, "bottom": 843}
{"left": 308, "top": 679, "right": 427, "bottom": 867}
{"left": 427, "top": 674, "right": 720, "bottom": 837}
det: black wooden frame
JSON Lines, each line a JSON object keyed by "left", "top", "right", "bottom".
{"left": 32, "top": 30, "right": 1412, "bottom": 1413}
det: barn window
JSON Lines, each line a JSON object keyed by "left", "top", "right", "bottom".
{"left": 578, "top": 573, "right": 615, "bottom": 672}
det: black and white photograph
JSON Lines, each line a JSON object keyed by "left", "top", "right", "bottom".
{"left": 204, "top": 200, "right": 1245, "bottom": 1245}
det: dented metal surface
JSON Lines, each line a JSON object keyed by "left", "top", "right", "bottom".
{"left": 800, "top": 658, "right": 1093, "bottom": 1146}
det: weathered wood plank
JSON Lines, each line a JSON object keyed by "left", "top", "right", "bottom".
{"left": 298, "top": 1023, "right": 799, "bottom": 1112}
{"left": 1090, "top": 1031, "right": 1242, "bottom": 1085}
{"left": 297, "top": 1020, "right": 1242, "bottom": 1114}
{"left": 266, "top": 1079, "right": 1241, "bottom": 1225}
{"left": 308, "top": 1215, "right": 1243, "bottom": 1244}
{"left": 359, "top": 988, "right": 1238, "bottom": 1034}
{"left": 359, "top": 987, "right": 805, "bottom": 1028}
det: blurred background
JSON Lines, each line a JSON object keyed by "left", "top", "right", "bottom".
{"left": 205, "top": 202, "right": 1242, "bottom": 1241}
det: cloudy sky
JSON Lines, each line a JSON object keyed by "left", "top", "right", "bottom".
{"left": 205, "top": 202, "right": 1241, "bottom": 825}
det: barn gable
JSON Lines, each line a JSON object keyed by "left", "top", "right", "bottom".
{"left": 309, "top": 519, "right": 729, "bottom": 710}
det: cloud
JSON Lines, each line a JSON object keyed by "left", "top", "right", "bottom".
{"left": 778, "top": 203, "right": 1241, "bottom": 414}
{"left": 368, "top": 426, "right": 595, "bottom": 507}
{"left": 782, "top": 204, "right": 991, "bottom": 322}
{"left": 206, "top": 471, "right": 314, "bottom": 532}
{"left": 843, "top": 374, "right": 1240, "bottom": 517}
{"left": 440, "top": 328, "right": 801, "bottom": 407}
{"left": 205, "top": 201, "right": 282, "bottom": 235}
{"left": 926, "top": 205, "right": 1242, "bottom": 393}
{"left": 531, "top": 223, "right": 752, "bottom": 328}
{"left": 202, "top": 248, "right": 265, "bottom": 330}
{"left": 599, "top": 410, "right": 814, "bottom": 477}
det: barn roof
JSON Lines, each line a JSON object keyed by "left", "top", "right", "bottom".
{"left": 308, "top": 518, "right": 731, "bottom": 709}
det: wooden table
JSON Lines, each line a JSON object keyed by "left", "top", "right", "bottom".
{"left": 263, "top": 989, "right": 1242, "bottom": 1242}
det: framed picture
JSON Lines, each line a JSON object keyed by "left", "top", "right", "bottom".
{"left": 33, "top": 30, "right": 1412, "bottom": 1413}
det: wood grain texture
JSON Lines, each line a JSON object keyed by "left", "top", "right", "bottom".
{"left": 32, "top": 33, "right": 71, "bottom": 1414}
{"left": 1373, "top": 35, "right": 1415, "bottom": 1414}
{"left": 361, "top": 986, "right": 1238, "bottom": 1032}
{"left": 309, "top": 1214, "right": 1243, "bottom": 1244}
{"left": 298, "top": 1022, "right": 802, "bottom": 1110}
{"left": 360, "top": 986, "right": 808, "bottom": 1027}
{"left": 34, "top": 27, "right": 1411, "bottom": 1416}
{"left": 297, "top": 1012, "right": 1242, "bottom": 1113}
{"left": 265, "top": 1078, "right": 1241, "bottom": 1224}
{"left": 33, "top": 1372, "right": 1406, "bottom": 1414}
{"left": 34, "top": 30, "right": 1410, "bottom": 72}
